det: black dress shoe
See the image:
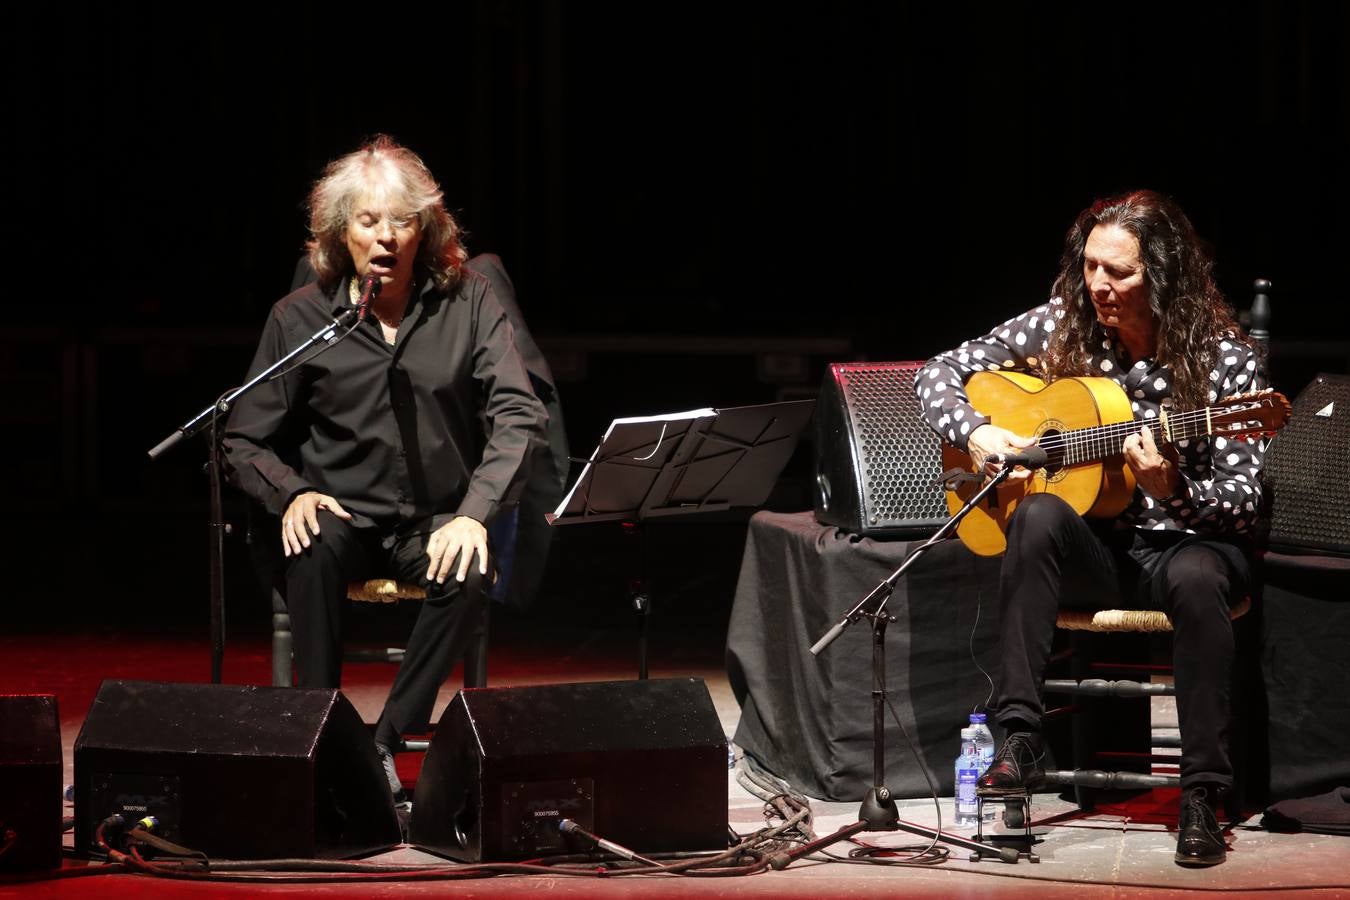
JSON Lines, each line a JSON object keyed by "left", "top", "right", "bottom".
{"left": 1175, "top": 785, "right": 1227, "bottom": 867}
{"left": 977, "top": 731, "right": 1045, "bottom": 795}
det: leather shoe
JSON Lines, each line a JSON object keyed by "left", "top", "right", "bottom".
{"left": 375, "top": 742, "right": 409, "bottom": 806}
{"left": 977, "top": 731, "right": 1045, "bottom": 795}
{"left": 1175, "top": 785, "right": 1226, "bottom": 867}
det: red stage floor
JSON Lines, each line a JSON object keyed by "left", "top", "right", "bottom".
{"left": 3, "top": 616, "right": 1349, "bottom": 898}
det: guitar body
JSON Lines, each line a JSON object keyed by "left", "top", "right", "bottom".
{"left": 940, "top": 372, "right": 1138, "bottom": 556}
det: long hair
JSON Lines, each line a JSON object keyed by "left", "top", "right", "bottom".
{"left": 1043, "top": 190, "right": 1244, "bottom": 410}
{"left": 305, "top": 135, "right": 468, "bottom": 292}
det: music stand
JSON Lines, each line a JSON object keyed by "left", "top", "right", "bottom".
{"left": 550, "top": 399, "right": 815, "bottom": 677}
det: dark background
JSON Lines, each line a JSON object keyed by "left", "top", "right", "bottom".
{"left": 6, "top": 2, "right": 1347, "bottom": 634}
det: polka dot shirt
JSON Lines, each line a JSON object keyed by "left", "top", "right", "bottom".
{"left": 916, "top": 298, "right": 1268, "bottom": 536}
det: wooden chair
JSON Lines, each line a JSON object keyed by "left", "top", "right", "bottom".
{"left": 269, "top": 578, "right": 489, "bottom": 689}
{"left": 1042, "top": 600, "right": 1252, "bottom": 811}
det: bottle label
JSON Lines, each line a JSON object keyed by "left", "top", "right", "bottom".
{"left": 956, "top": 768, "right": 979, "bottom": 807}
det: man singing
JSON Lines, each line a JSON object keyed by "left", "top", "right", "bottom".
{"left": 225, "top": 136, "right": 548, "bottom": 804}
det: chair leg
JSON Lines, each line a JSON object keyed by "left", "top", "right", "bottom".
{"left": 271, "top": 608, "right": 293, "bottom": 688}
{"left": 464, "top": 602, "right": 490, "bottom": 689}
{"left": 1061, "top": 631, "right": 1155, "bottom": 810}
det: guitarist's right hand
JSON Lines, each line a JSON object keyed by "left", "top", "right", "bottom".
{"left": 968, "top": 424, "right": 1039, "bottom": 482}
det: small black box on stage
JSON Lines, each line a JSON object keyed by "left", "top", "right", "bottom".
{"left": 0, "top": 694, "right": 62, "bottom": 871}
{"left": 73, "top": 680, "right": 401, "bottom": 860}
{"left": 410, "top": 677, "right": 728, "bottom": 862}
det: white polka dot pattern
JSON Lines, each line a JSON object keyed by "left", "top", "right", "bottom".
{"left": 915, "top": 299, "right": 1267, "bottom": 538}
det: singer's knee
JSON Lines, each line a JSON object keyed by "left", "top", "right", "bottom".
{"left": 424, "top": 567, "right": 488, "bottom": 605}
{"left": 288, "top": 512, "right": 359, "bottom": 570}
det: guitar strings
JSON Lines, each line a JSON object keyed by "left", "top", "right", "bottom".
{"left": 1031, "top": 404, "right": 1271, "bottom": 456}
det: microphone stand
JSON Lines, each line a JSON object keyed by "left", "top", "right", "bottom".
{"left": 147, "top": 305, "right": 363, "bottom": 683}
{"left": 772, "top": 462, "right": 1026, "bottom": 868}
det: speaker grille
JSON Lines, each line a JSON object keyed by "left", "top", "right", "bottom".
{"left": 1264, "top": 373, "right": 1350, "bottom": 555}
{"left": 814, "top": 361, "right": 946, "bottom": 536}
{"left": 840, "top": 364, "right": 947, "bottom": 527}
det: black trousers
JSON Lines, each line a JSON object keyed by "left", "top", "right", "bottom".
{"left": 285, "top": 510, "right": 488, "bottom": 750}
{"left": 995, "top": 493, "right": 1250, "bottom": 789}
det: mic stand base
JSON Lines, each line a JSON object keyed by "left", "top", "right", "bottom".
{"left": 771, "top": 800, "right": 1016, "bottom": 868}
{"left": 859, "top": 787, "right": 898, "bottom": 830}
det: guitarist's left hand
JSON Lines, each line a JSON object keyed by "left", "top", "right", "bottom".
{"left": 1123, "top": 425, "right": 1181, "bottom": 500}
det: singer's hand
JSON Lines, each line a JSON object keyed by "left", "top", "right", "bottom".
{"left": 426, "top": 516, "right": 489, "bottom": 585}
{"left": 967, "top": 423, "right": 1038, "bottom": 482}
{"left": 1123, "top": 425, "right": 1180, "bottom": 501}
{"left": 281, "top": 492, "right": 353, "bottom": 557}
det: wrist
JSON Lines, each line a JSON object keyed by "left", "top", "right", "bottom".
{"left": 1157, "top": 476, "right": 1187, "bottom": 504}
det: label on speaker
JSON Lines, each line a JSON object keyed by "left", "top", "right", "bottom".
{"left": 500, "top": 778, "right": 594, "bottom": 857}
{"left": 88, "top": 773, "right": 181, "bottom": 853}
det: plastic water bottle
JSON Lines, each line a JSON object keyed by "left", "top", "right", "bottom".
{"left": 954, "top": 727, "right": 980, "bottom": 827}
{"left": 969, "top": 713, "right": 997, "bottom": 822}
{"left": 969, "top": 713, "right": 996, "bottom": 769}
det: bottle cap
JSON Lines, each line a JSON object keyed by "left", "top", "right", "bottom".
{"left": 969, "top": 712, "right": 988, "bottom": 724}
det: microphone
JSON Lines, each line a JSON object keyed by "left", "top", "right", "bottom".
{"left": 988, "top": 446, "right": 1048, "bottom": 470}
{"left": 356, "top": 273, "right": 382, "bottom": 321}
{"left": 558, "top": 819, "right": 660, "bottom": 866}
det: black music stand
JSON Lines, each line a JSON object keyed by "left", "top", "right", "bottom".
{"left": 549, "top": 399, "right": 815, "bottom": 677}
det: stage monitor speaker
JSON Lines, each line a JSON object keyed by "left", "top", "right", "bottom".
{"left": 410, "top": 677, "right": 728, "bottom": 862}
{"left": 1263, "top": 373, "right": 1350, "bottom": 555}
{"left": 813, "top": 361, "right": 947, "bottom": 536}
{"left": 0, "top": 694, "right": 62, "bottom": 871}
{"left": 73, "top": 680, "right": 401, "bottom": 860}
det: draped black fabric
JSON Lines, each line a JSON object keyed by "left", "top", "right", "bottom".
{"left": 1261, "top": 551, "right": 1350, "bottom": 803}
{"left": 1262, "top": 787, "right": 1350, "bottom": 835}
{"left": 726, "top": 511, "right": 1002, "bottom": 801}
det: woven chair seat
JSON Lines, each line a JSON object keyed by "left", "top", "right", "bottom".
{"left": 346, "top": 579, "right": 427, "bottom": 604}
{"left": 1054, "top": 596, "right": 1251, "bottom": 633}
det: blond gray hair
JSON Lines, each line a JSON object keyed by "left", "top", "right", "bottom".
{"left": 305, "top": 135, "right": 467, "bottom": 291}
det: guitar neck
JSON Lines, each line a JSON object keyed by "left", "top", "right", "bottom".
{"left": 1051, "top": 406, "right": 1215, "bottom": 467}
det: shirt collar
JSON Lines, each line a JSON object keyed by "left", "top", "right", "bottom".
{"left": 325, "top": 270, "right": 432, "bottom": 318}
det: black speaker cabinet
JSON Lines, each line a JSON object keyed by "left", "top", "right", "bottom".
{"left": 410, "top": 677, "right": 728, "bottom": 862}
{"left": 813, "top": 361, "right": 947, "bottom": 536}
{"left": 0, "top": 694, "right": 62, "bottom": 871}
{"left": 73, "top": 680, "right": 400, "bottom": 860}
{"left": 1263, "top": 373, "right": 1350, "bottom": 555}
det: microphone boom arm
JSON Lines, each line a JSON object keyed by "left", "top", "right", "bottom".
{"left": 148, "top": 305, "right": 361, "bottom": 459}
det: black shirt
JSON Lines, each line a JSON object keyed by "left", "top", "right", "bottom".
{"left": 223, "top": 270, "right": 549, "bottom": 532}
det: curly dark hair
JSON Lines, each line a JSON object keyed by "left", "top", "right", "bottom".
{"left": 1043, "top": 189, "right": 1248, "bottom": 410}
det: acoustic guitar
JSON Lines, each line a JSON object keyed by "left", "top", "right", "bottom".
{"left": 939, "top": 371, "right": 1291, "bottom": 557}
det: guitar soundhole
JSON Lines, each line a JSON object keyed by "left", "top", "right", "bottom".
{"left": 1039, "top": 428, "right": 1066, "bottom": 479}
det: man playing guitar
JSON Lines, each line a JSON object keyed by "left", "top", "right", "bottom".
{"left": 916, "top": 190, "right": 1274, "bottom": 867}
